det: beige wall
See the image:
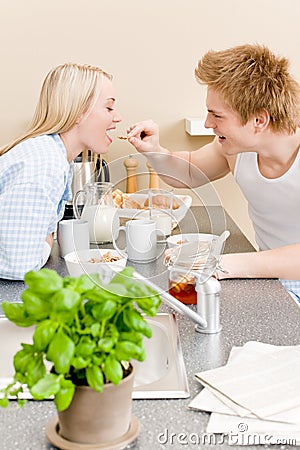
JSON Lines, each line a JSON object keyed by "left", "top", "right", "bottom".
{"left": 1, "top": 0, "right": 299, "bottom": 247}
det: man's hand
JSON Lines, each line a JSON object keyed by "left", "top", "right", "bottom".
{"left": 127, "top": 120, "right": 161, "bottom": 154}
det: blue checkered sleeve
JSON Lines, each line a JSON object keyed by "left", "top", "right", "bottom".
{"left": 0, "top": 182, "right": 57, "bottom": 279}
{"left": 0, "top": 134, "right": 72, "bottom": 280}
{"left": 280, "top": 279, "right": 300, "bottom": 305}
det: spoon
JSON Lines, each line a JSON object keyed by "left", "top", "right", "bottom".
{"left": 211, "top": 230, "right": 230, "bottom": 257}
{"left": 188, "top": 230, "right": 230, "bottom": 259}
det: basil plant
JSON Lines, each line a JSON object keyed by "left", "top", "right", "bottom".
{"left": 0, "top": 267, "right": 161, "bottom": 411}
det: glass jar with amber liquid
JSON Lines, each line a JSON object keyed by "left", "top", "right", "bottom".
{"left": 168, "top": 269, "right": 197, "bottom": 304}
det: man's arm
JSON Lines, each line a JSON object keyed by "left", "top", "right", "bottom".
{"left": 127, "top": 120, "right": 230, "bottom": 188}
{"left": 219, "top": 243, "right": 300, "bottom": 280}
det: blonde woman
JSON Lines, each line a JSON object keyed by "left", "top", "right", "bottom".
{"left": 0, "top": 64, "right": 121, "bottom": 280}
{"left": 127, "top": 44, "right": 300, "bottom": 304}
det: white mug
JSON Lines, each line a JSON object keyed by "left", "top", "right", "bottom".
{"left": 58, "top": 219, "right": 90, "bottom": 258}
{"left": 113, "top": 219, "right": 157, "bottom": 263}
{"left": 148, "top": 188, "right": 174, "bottom": 238}
{"left": 151, "top": 211, "right": 173, "bottom": 237}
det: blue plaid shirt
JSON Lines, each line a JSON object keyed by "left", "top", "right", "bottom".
{"left": 280, "top": 280, "right": 300, "bottom": 305}
{"left": 0, "top": 134, "right": 73, "bottom": 280}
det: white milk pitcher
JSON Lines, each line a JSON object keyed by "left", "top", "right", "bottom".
{"left": 73, "top": 182, "right": 119, "bottom": 244}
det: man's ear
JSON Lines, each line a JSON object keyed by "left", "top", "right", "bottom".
{"left": 253, "top": 109, "right": 270, "bottom": 131}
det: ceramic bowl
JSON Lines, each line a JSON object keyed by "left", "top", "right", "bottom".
{"left": 166, "top": 233, "right": 217, "bottom": 249}
{"left": 64, "top": 248, "right": 127, "bottom": 282}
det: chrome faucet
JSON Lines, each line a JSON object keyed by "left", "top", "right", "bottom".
{"left": 194, "top": 275, "right": 222, "bottom": 334}
{"left": 133, "top": 270, "right": 222, "bottom": 334}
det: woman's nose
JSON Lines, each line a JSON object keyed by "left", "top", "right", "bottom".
{"left": 113, "top": 109, "right": 122, "bottom": 123}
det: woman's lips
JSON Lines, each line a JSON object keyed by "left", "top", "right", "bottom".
{"left": 106, "top": 133, "right": 113, "bottom": 143}
{"left": 106, "top": 128, "right": 116, "bottom": 143}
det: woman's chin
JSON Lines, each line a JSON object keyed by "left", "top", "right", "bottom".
{"left": 91, "top": 145, "right": 110, "bottom": 155}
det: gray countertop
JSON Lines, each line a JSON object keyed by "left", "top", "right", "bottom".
{"left": 0, "top": 206, "right": 299, "bottom": 450}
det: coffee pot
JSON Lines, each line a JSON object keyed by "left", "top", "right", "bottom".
{"left": 72, "top": 152, "right": 110, "bottom": 196}
{"left": 63, "top": 152, "right": 110, "bottom": 219}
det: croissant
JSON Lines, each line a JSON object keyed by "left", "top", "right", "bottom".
{"left": 122, "top": 195, "right": 144, "bottom": 209}
{"left": 144, "top": 195, "right": 179, "bottom": 210}
{"left": 112, "top": 189, "right": 179, "bottom": 210}
{"left": 112, "top": 189, "right": 124, "bottom": 208}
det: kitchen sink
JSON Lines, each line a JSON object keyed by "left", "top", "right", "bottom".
{"left": 0, "top": 313, "right": 189, "bottom": 400}
{"left": 133, "top": 313, "right": 189, "bottom": 398}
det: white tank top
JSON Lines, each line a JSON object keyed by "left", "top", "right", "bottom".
{"left": 234, "top": 151, "right": 300, "bottom": 251}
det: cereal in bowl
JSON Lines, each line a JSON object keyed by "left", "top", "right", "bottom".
{"left": 89, "top": 251, "right": 121, "bottom": 263}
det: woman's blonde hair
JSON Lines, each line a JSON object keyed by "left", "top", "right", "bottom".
{"left": 195, "top": 44, "right": 300, "bottom": 133}
{"left": 0, "top": 63, "right": 112, "bottom": 156}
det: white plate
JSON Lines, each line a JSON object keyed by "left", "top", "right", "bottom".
{"left": 117, "top": 194, "right": 192, "bottom": 225}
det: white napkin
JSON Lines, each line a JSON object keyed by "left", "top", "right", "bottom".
{"left": 189, "top": 342, "right": 300, "bottom": 445}
{"left": 189, "top": 386, "right": 300, "bottom": 424}
{"left": 193, "top": 341, "right": 300, "bottom": 419}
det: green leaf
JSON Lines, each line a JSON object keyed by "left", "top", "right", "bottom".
{"left": 6, "top": 383, "right": 24, "bottom": 397}
{"left": 97, "top": 337, "right": 115, "bottom": 353}
{"left": 26, "top": 355, "right": 46, "bottom": 387}
{"left": 33, "top": 320, "right": 58, "bottom": 351}
{"left": 92, "top": 354, "right": 104, "bottom": 366}
{"left": 105, "top": 323, "right": 119, "bottom": 340}
{"left": 86, "top": 365, "right": 104, "bottom": 392}
{"left": 123, "top": 308, "right": 152, "bottom": 338}
{"left": 109, "top": 267, "right": 135, "bottom": 286}
{"left": 54, "top": 379, "right": 75, "bottom": 412}
{"left": 21, "top": 290, "right": 51, "bottom": 320}
{"left": 24, "top": 269, "right": 63, "bottom": 294}
{"left": 51, "top": 289, "right": 81, "bottom": 320}
{"left": 114, "top": 341, "right": 145, "bottom": 362}
{"left": 103, "top": 356, "right": 123, "bottom": 385}
{"left": 84, "top": 287, "right": 120, "bottom": 303}
{"left": 103, "top": 283, "right": 128, "bottom": 297}
{"left": 71, "top": 356, "right": 91, "bottom": 370}
{"left": 17, "top": 399, "right": 27, "bottom": 408}
{"left": 2, "top": 302, "right": 35, "bottom": 327}
{"left": 63, "top": 274, "right": 100, "bottom": 293}
{"left": 13, "top": 345, "right": 35, "bottom": 374}
{"left": 119, "top": 331, "right": 143, "bottom": 345}
{"left": 90, "top": 323, "right": 100, "bottom": 337}
{"left": 135, "top": 295, "right": 161, "bottom": 316}
{"left": 0, "top": 398, "right": 9, "bottom": 408}
{"left": 75, "top": 337, "right": 96, "bottom": 357}
{"left": 30, "top": 373, "right": 61, "bottom": 400}
{"left": 91, "top": 299, "right": 117, "bottom": 321}
{"left": 46, "top": 330, "right": 75, "bottom": 374}
{"left": 108, "top": 268, "right": 158, "bottom": 301}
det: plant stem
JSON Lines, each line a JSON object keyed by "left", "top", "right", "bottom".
{"left": 113, "top": 298, "right": 132, "bottom": 324}
{"left": 100, "top": 320, "right": 106, "bottom": 339}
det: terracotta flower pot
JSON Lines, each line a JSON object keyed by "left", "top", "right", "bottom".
{"left": 58, "top": 366, "right": 135, "bottom": 445}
